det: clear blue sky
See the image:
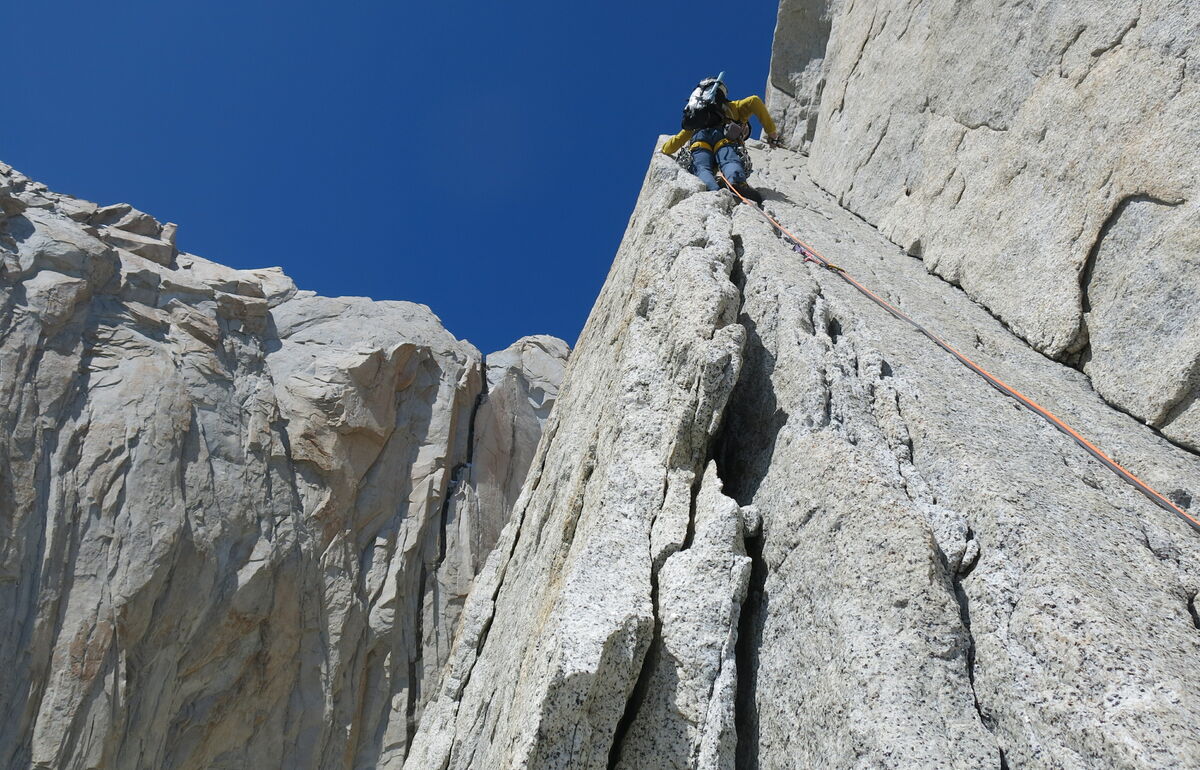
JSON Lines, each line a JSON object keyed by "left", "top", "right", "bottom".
{"left": 9, "top": 1, "right": 780, "bottom": 355}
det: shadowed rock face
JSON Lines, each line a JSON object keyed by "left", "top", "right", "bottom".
{"left": 407, "top": 141, "right": 1200, "bottom": 768}
{"left": 0, "top": 162, "right": 566, "bottom": 769}
{"left": 769, "top": 0, "right": 1200, "bottom": 451}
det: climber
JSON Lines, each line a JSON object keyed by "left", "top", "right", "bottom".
{"left": 662, "top": 73, "right": 781, "bottom": 206}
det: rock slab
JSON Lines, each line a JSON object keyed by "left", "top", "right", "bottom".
{"left": 770, "top": 0, "right": 1200, "bottom": 450}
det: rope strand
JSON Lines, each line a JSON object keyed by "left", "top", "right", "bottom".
{"left": 717, "top": 171, "right": 1200, "bottom": 534}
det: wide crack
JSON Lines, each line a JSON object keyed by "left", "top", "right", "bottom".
{"left": 711, "top": 253, "right": 775, "bottom": 769}
{"left": 608, "top": 246, "right": 750, "bottom": 767}
{"left": 606, "top": 563, "right": 663, "bottom": 769}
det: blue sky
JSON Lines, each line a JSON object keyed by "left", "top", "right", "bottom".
{"left": 9, "top": 1, "right": 780, "bottom": 355}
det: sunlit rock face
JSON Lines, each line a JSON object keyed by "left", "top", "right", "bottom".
{"left": 0, "top": 161, "right": 566, "bottom": 769}
{"left": 7, "top": 1, "right": 1200, "bottom": 766}
{"left": 405, "top": 141, "right": 1200, "bottom": 769}
{"left": 769, "top": 0, "right": 1200, "bottom": 451}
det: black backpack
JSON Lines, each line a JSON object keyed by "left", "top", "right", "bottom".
{"left": 681, "top": 81, "right": 728, "bottom": 131}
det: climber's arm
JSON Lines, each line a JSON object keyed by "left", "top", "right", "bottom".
{"left": 731, "top": 96, "right": 778, "bottom": 137}
{"left": 662, "top": 129, "right": 694, "bottom": 155}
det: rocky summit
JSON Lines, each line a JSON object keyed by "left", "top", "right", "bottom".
{"left": 4, "top": 1, "right": 1200, "bottom": 768}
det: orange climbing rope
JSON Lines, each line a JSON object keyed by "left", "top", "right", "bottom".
{"left": 717, "top": 171, "right": 1200, "bottom": 534}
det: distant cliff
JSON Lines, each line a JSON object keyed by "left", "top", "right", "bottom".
{"left": 0, "top": 161, "right": 567, "bottom": 768}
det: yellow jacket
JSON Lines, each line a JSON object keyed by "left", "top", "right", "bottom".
{"left": 662, "top": 95, "right": 778, "bottom": 155}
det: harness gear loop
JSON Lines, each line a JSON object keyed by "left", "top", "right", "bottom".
{"left": 715, "top": 171, "right": 1200, "bottom": 536}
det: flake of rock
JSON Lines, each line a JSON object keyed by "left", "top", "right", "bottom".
{"left": 53, "top": 196, "right": 98, "bottom": 223}
{"left": 87, "top": 202, "right": 133, "bottom": 226}
{"left": 99, "top": 226, "right": 176, "bottom": 265}
{"left": 112, "top": 208, "right": 163, "bottom": 238}
{"left": 613, "top": 462, "right": 750, "bottom": 770}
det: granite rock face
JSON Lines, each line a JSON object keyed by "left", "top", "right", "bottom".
{"left": 769, "top": 0, "right": 1200, "bottom": 450}
{"left": 765, "top": 0, "right": 842, "bottom": 152}
{"left": 7, "top": 1, "right": 1200, "bottom": 762}
{"left": 0, "top": 161, "right": 566, "bottom": 769}
{"left": 408, "top": 143, "right": 1200, "bottom": 767}
{"left": 406, "top": 153, "right": 747, "bottom": 769}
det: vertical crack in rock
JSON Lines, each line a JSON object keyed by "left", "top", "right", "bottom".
{"left": 406, "top": 562, "right": 429, "bottom": 751}
{"left": 606, "top": 548, "right": 664, "bottom": 770}
{"left": 730, "top": 516, "right": 765, "bottom": 770}
{"left": 608, "top": 240, "right": 750, "bottom": 769}
{"left": 949, "top": 534, "right": 993, "bottom": 735}
{"left": 438, "top": 389, "right": 487, "bottom": 566}
{"left": 1188, "top": 594, "right": 1200, "bottom": 631}
{"left": 712, "top": 255, "right": 770, "bottom": 770}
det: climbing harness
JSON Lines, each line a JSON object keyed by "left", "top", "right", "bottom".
{"left": 682, "top": 130, "right": 755, "bottom": 176}
{"left": 717, "top": 171, "right": 1200, "bottom": 535}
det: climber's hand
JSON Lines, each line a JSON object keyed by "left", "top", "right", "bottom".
{"left": 766, "top": 133, "right": 782, "bottom": 149}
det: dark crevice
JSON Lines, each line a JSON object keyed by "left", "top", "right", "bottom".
{"left": 715, "top": 385, "right": 767, "bottom": 770}
{"left": 437, "top": 388, "right": 487, "bottom": 564}
{"left": 947, "top": 535, "right": 1005, "bottom": 765}
{"left": 716, "top": 339, "right": 785, "bottom": 505}
{"left": 826, "top": 317, "right": 842, "bottom": 343}
{"left": 606, "top": 577, "right": 661, "bottom": 769}
{"left": 731, "top": 236, "right": 746, "bottom": 276}
{"left": 406, "top": 564, "right": 428, "bottom": 749}
{"left": 1187, "top": 594, "right": 1200, "bottom": 631}
{"left": 732, "top": 524, "right": 766, "bottom": 770}
{"left": 680, "top": 470, "right": 704, "bottom": 552}
{"left": 711, "top": 260, "right": 777, "bottom": 769}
